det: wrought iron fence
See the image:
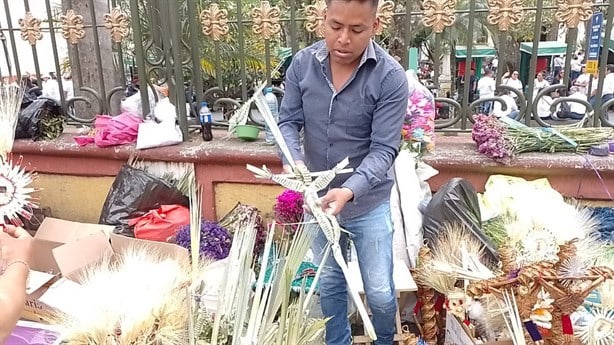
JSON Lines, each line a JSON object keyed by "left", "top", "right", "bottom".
{"left": 0, "top": 0, "right": 612, "bottom": 138}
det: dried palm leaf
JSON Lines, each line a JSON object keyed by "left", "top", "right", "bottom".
{"left": 127, "top": 155, "right": 195, "bottom": 196}
{"left": 0, "top": 84, "right": 23, "bottom": 159}
{"left": 51, "top": 246, "right": 192, "bottom": 345}
{"left": 227, "top": 56, "right": 290, "bottom": 135}
{"left": 496, "top": 289, "right": 527, "bottom": 345}
{"left": 416, "top": 224, "right": 495, "bottom": 293}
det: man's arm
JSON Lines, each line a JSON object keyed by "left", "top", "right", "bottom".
{"left": 341, "top": 67, "right": 409, "bottom": 201}
{"left": 278, "top": 55, "right": 306, "bottom": 167}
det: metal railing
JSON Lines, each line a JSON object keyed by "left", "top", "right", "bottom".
{"left": 0, "top": 0, "right": 612, "bottom": 138}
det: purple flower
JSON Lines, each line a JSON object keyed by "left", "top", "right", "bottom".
{"left": 472, "top": 114, "right": 512, "bottom": 162}
{"left": 174, "top": 220, "right": 232, "bottom": 261}
{"left": 274, "top": 189, "right": 304, "bottom": 236}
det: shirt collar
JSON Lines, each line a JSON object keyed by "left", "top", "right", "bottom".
{"left": 314, "top": 40, "right": 377, "bottom": 66}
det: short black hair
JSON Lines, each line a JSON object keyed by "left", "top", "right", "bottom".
{"left": 325, "top": 0, "right": 379, "bottom": 9}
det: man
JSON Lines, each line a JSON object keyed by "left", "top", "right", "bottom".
{"left": 586, "top": 66, "right": 614, "bottom": 109}
{"left": 460, "top": 68, "right": 477, "bottom": 102}
{"left": 63, "top": 73, "right": 74, "bottom": 99}
{"left": 570, "top": 55, "right": 582, "bottom": 81}
{"left": 573, "top": 66, "right": 590, "bottom": 96}
{"left": 553, "top": 55, "right": 564, "bottom": 78}
{"left": 476, "top": 69, "right": 495, "bottom": 114}
{"left": 492, "top": 90, "right": 519, "bottom": 119}
{"left": 41, "top": 73, "right": 60, "bottom": 101}
{"left": 560, "top": 86, "right": 587, "bottom": 120}
{"left": 599, "top": 64, "right": 614, "bottom": 109}
{"left": 277, "top": 0, "right": 408, "bottom": 344}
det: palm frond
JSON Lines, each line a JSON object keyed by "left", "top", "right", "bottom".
{"left": 50, "top": 246, "right": 192, "bottom": 345}
{"left": 127, "top": 156, "right": 195, "bottom": 196}
{"left": 210, "top": 213, "right": 258, "bottom": 345}
{"left": 0, "top": 84, "right": 24, "bottom": 159}
{"left": 200, "top": 58, "right": 217, "bottom": 79}
{"left": 226, "top": 55, "right": 289, "bottom": 134}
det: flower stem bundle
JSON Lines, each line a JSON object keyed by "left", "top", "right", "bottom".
{"left": 472, "top": 114, "right": 613, "bottom": 163}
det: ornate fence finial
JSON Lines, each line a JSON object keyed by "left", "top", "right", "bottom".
{"left": 487, "top": 0, "right": 523, "bottom": 31}
{"left": 554, "top": 0, "right": 593, "bottom": 29}
{"left": 304, "top": 0, "right": 326, "bottom": 38}
{"left": 421, "top": 0, "right": 457, "bottom": 34}
{"left": 18, "top": 12, "right": 42, "bottom": 46}
{"left": 376, "top": 1, "right": 395, "bottom": 35}
{"left": 251, "top": 1, "right": 281, "bottom": 40}
{"left": 104, "top": 7, "right": 130, "bottom": 43}
{"left": 200, "top": 3, "right": 229, "bottom": 41}
{"left": 61, "top": 10, "right": 85, "bottom": 45}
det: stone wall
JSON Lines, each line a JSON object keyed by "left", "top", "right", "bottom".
{"left": 11, "top": 130, "right": 614, "bottom": 224}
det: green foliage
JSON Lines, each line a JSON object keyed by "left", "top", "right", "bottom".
{"left": 118, "top": 0, "right": 275, "bottom": 97}
{"left": 507, "top": 0, "right": 557, "bottom": 42}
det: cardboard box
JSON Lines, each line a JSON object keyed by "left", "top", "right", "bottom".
{"left": 445, "top": 312, "right": 513, "bottom": 345}
{"left": 22, "top": 217, "right": 188, "bottom": 322}
{"left": 23, "top": 218, "right": 115, "bottom": 322}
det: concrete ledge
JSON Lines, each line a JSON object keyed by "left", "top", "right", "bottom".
{"left": 11, "top": 130, "right": 614, "bottom": 221}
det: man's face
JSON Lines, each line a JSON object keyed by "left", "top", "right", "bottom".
{"left": 324, "top": 0, "right": 379, "bottom": 67}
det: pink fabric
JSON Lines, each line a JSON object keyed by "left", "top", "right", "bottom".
{"left": 74, "top": 113, "right": 142, "bottom": 147}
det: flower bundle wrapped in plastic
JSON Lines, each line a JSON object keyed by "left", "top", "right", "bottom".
{"left": 274, "top": 189, "right": 304, "bottom": 236}
{"left": 472, "top": 114, "right": 614, "bottom": 164}
{"left": 175, "top": 220, "right": 232, "bottom": 260}
{"left": 401, "top": 70, "right": 436, "bottom": 154}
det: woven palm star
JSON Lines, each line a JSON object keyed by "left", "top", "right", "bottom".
{"left": 0, "top": 155, "right": 39, "bottom": 226}
{"left": 575, "top": 307, "right": 614, "bottom": 345}
{"left": 558, "top": 256, "right": 589, "bottom": 291}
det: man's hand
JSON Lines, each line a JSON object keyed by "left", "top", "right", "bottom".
{"left": 319, "top": 187, "right": 354, "bottom": 216}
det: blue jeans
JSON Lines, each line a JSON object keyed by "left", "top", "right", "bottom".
{"left": 507, "top": 110, "right": 520, "bottom": 120}
{"left": 311, "top": 202, "right": 396, "bottom": 345}
{"left": 591, "top": 94, "right": 614, "bottom": 109}
{"left": 479, "top": 101, "right": 493, "bottom": 114}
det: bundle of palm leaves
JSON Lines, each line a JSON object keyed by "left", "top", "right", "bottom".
{"left": 190, "top": 217, "right": 328, "bottom": 345}
{"left": 50, "top": 245, "right": 193, "bottom": 345}
{"left": 0, "top": 83, "right": 23, "bottom": 159}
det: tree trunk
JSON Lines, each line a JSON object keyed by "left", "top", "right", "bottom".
{"left": 546, "top": 22, "right": 559, "bottom": 41}
{"left": 63, "top": 0, "right": 122, "bottom": 119}
{"left": 496, "top": 31, "right": 520, "bottom": 81}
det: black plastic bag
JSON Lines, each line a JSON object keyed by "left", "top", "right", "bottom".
{"left": 21, "top": 88, "right": 41, "bottom": 108}
{"left": 422, "top": 177, "right": 498, "bottom": 261}
{"left": 99, "top": 164, "right": 190, "bottom": 237}
{"left": 15, "top": 99, "right": 62, "bottom": 140}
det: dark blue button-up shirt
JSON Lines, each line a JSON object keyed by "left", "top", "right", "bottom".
{"left": 278, "top": 40, "right": 408, "bottom": 219}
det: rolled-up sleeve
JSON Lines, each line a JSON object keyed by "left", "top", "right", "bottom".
{"left": 278, "top": 55, "right": 305, "bottom": 166}
{"left": 342, "top": 67, "right": 408, "bottom": 201}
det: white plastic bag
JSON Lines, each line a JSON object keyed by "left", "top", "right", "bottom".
{"left": 153, "top": 98, "right": 176, "bottom": 124}
{"left": 136, "top": 97, "right": 183, "bottom": 150}
{"left": 136, "top": 121, "right": 182, "bottom": 150}
{"left": 390, "top": 151, "right": 438, "bottom": 269}
{"left": 120, "top": 86, "right": 159, "bottom": 117}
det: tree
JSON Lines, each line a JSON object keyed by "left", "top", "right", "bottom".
{"left": 62, "top": 0, "right": 123, "bottom": 118}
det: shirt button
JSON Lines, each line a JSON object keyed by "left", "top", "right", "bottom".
{"left": 329, "top": 143, "right": 333, "bottom": 147}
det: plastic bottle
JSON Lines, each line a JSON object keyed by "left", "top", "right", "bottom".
{"left": 263, "top": 87, "right": 278, "bottom": 145}
{"left": 199, "top": 101, "right": 213, "bottom": 141}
